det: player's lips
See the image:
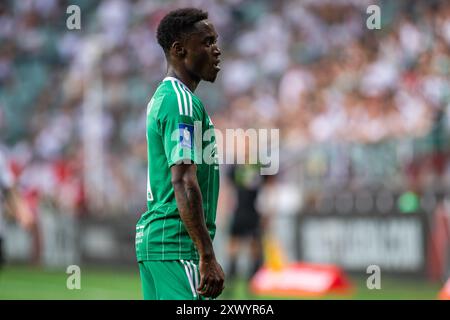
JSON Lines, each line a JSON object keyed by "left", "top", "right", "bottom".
{"left": 212, "top": 59, "right": 221, "bottom": 71}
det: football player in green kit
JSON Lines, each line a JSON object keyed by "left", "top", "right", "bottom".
{"left": 135, "top": 8, "right": 224, "bottom": 300}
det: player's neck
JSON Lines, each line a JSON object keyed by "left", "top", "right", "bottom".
{"left": 166, "top": 67, "right": 199, "bottom": 93}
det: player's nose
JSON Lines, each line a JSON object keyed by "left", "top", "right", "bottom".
{"left": 212, "top": 44, "right": 221, "bottom": 57}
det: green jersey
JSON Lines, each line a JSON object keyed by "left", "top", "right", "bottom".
{"left": 136, "top": 77, "right": 220, "bottom": 262}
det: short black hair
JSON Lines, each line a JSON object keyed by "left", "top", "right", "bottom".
{"left": 156, "top": 8, "right": 208, "bottom": 54}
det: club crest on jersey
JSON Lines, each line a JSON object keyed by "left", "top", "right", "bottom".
{"left": 179, "top": 123, "right": 194, "bottom": 149}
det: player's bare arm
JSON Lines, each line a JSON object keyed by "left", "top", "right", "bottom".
{"left": 3, "top": 187, "right": 34, "bottom": 230}
{"left": 171, "top": 163, "right": 225, "bottom": 298}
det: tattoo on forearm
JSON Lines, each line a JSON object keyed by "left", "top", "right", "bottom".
{"left": 174, "top": 180, "right": 213, "bottom": 257}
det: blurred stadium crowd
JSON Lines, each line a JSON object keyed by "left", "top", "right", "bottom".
{"left": 1, "top": 0, "right": 450, "bottom": 221}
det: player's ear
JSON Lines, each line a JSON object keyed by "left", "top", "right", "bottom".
{"left": 171, "top": 41, "right": 186, "bottom": 58}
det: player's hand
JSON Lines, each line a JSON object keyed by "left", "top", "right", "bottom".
{"left": 197, "top": 256, "right": 225, "bottom": 298}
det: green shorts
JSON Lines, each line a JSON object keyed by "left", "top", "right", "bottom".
{"left": 138, "top": 260, "right": 208, "bottom": 300}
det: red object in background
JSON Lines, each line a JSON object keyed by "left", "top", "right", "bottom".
{"left": 6, "top": 158, "right": 40, "bottom": 218}
{"left": 439, "top": 278, "right": 450, "bottom": 300}
{"left": 51, "top": 158, "right": 86, "bottom": 214}
{"left": 23, "top": 187, "right": 40, "bottom": 217}
{"left": 9, "top": 159, "right": 23, "bottom": 178}
{"left": 53, "top": 159, "right": 72, "bottom": 183}
{"left": 431, "top": 152, "right": 447, "bottom": 176}
{"left": 427, "top": 202, "right": 450, "bottom": 281}
{"left": 250, "top": 262, "right": 353, "bottom": 298}
{"left": 402, "top": 70, "right": 420, "bottom": 92}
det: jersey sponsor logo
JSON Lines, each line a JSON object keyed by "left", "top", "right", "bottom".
{"left": 179, "top": 123, "right": 194, "bottom": 149}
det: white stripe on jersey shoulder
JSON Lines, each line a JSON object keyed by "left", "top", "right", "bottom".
{"left": 165, "top": 77, "right": 194, "bottom": 117}
{"left": 185, "top": 87, "right": 193, "bottom": 117}
{"left": 177, "top": 82, "right": 193, "bottom": 117}
{"left": 163, "top": 76, "right": 193, "bottom": 94}
{"left": 175, "top": 81, "right": 189, "bottom": 116}
{"left": 169, "top": 80, "right": 184, "bottom": 115}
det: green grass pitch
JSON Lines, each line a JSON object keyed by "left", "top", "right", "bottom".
{"left": 0, "top": 265, "right": 442, "bottom": 300}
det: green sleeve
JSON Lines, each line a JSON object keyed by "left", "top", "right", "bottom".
{"left": 159, "top": 96, "right": 202, "bottom": 167}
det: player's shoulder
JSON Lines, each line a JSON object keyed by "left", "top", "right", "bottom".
{"left": 154, "top": 78, "right": 200, "bottom": 119}
{"left": 146, "top": 81, "right": 176, "bottom": 117}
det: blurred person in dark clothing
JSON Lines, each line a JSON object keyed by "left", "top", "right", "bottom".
{"left": 226, "top": 163, "right": 266, "bottom": 288}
